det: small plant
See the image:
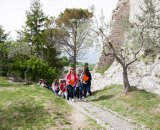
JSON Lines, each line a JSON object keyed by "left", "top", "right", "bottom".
{"left": 139, "top": 50, "right": 156, "bottom": 64}
{"left": 96, "top": 64, "right": 110, "bottom": 74}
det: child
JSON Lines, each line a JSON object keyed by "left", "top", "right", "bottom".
{"left": 59, "top": 80, "right": 67, "bottom": 99}
{"left": 52, "top": 79, "right": 59, "bottom": 95}
{"left": 75, "top": 74, "right": 81, "bottom": 100}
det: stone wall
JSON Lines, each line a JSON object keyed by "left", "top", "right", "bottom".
{"left": 92, "top": 58, "right": 160, "bottom": 95}
{"left": 95, "top": 0, "right": 130, "bottom": 69}
{"left": 92, "top": 0, "right": 160, "bottom": 95}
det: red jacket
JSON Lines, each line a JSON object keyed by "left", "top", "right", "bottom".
{"left": 65, "top": 72, "right": 77, "bottom": 86}
{"left": 60, "top": 84, "right": 66, "bottom": 92}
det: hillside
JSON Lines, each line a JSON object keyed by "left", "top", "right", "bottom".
{"left": 0, "top": 77, "right": 104, "bottom": 130}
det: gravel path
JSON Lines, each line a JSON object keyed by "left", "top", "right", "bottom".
{"left": 68, "top": 101, "right": 141, "bottom": 130}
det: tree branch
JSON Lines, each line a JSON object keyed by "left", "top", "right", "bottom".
{"left": 126, "top": 27, "right": 144, "bottom": 67}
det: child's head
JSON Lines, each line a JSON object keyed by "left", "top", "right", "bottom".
{"left": 59, "top": 80, "right": 65, "bottom": 84}
{"left": 63, "top": 80, "right": 66, "bottom": 85}
{"left": 60, "top": 80, "right": 63, "bottom": 83}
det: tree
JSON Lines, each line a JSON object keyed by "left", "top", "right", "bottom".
{"left": 95, "top": 0, "right": 160, "bottom": 93}
{"left": 135, "top": 0, "right": 160, "bottom": 55}
{"left": 0, "top": 25, "right": 10, "bottom": 76}
{"left": 23, "top": 0, "right": 45, "bottom": 56}
{"left": 55, "top": 8, "right": 93, "bottom": 69}
{"left": 42, "top": 17, "right": 62, "bottom": 68}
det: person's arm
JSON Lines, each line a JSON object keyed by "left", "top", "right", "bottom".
{"left": 65, "top": 73, "right": 70, "bottom": 85}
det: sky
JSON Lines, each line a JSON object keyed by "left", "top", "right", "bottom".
{"left": 0, "top": 0, "right": 118, "bottom": 64}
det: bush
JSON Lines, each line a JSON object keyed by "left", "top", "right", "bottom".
{"left": 9, "top": 54, "right": 29, "bottom": 78}
{"left": 9, "top": 55, "right": 58, "bottom": 84}
{"left": 26, "top": 57, "right": 57, "bottom": 83}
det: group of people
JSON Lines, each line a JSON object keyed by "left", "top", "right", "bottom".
{"left": 38, "top": 62, "right": 92, "bottom": 102}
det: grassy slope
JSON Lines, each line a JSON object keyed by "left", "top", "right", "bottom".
{"left": 0, "top": 77, "right": 71, "bottom": 130}
{"left": 0, "top": 77, "right": 105, "bottom": 130}
{"left": 88, "top": 85, "right": 160, "bottom": 130}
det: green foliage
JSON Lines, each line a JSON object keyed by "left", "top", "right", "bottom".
{"left": 139, "top": 49, "right": 156, "bottom": 64}
{"left": 127, "top": 0, "right": 160, "bottom": 56}
{"left": 0, "top": 25, "right": 10, "bottom": 76}
{"left": 96, "top": 64, "right": 110, "bottom": 74}
{"left": 56, "top": 8, "right": 93, "bottom": 27}
{"left": 69, "top": 63, "right": 75, "bottom": 68}
{"left": 9, "top": 55, "right": 58, "bottom": 83}
{"left": 60, "top": 56, "right": 70, "bottom": 66}
{"left": 5, "top": 0, "right": 65, "bottom": 83}
{"left": 23, "top": 0, "right": 45, "bottom": 56}
{"left": 89, "top": 64, "right": 96, "bottom": 71}
{"left": 9, "top": 54, "right": 29, "bottom": 78}
{"left": 55, "top": 8, "right": 94, "bottom": 68}
{"left": 8, "top": 41, "right": 32, "bottom": 58}
{"left": 88, "top": 85, "right": 160, "bottom": 129}
{"left": 26, "top": 57, "right": 57, "bottom": 83}
{"left": 42, "top": 46, "right": 61, "bottom": 67}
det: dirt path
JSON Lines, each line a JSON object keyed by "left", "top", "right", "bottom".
{"left": 68, "top": 100, "right": 107, "bottom": 130}
{"left": 68, "top": 101, "right": 145, "bottom": 130}
{"left": 69, "top": 108, "right": 88, "bottom": 130}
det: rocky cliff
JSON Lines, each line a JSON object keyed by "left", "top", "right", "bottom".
{"left": 92, "top": 0, "right": 160, "bottom": 95}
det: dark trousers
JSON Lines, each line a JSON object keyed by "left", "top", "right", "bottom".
{"left": 67, "top": 85, "right": 74, "bottom": 100}
{"left": 82, "top": 83, "right": 87, "bottom": 98}
{"left": 87, "top": 84, "right": 92, "bottom": 96}
{"left": 75, "top": 87, "right": 80, "bottom": 99}
{"left": 79, "top": 83, "right": 83, "bottom": 99}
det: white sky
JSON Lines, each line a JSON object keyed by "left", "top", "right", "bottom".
{"left": 0, "top": 0, "right": 118, "bottom": 63}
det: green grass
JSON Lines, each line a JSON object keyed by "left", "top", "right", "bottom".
{"left": 0, "top": 77, "right": 105, "bottom": 130}
{"left": 85, "top": 117, "right": 106, "bottom": 130}
{"left": 96, "top": 64, "right": 110, "bottom": 74}
{"left": 88, "top": 85, "right": 160, "bottom": 130}
{"left": 0, "top": 77, "right": 22, "bottom": 87}
{"left": 0, "top": 77, "right": 71, "bottom": 130}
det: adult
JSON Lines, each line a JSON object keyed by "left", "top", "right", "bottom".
{"left": 84, "top": 62, "right": 92, "bottom": 96}
{"left": 65, "top": 67, "right": 77, "bottom": 101}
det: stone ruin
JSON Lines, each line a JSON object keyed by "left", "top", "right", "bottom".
{"left": 93, "top": 0, "right": 160, "bottom": 95}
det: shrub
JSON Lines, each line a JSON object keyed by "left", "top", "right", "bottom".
{"left": 9, "top": 56, "right": 58, "bottom": 84}
{"left": 26, "top": 57, "right": 57, "bottom": 83}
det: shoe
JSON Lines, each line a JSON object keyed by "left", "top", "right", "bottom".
{"left": 77, "top": 98, "right": 81, "bottom": 101}
{"left": 72, "top": 99, "right": 75, "bottom": 102}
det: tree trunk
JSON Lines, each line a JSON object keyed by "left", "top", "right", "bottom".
{"left": 123, "top": 67, "right": 131, "bottom": 93}
{"left": 73, "top": 48, "right": 76, "bottom": 71}
{"left": 73, "top": 26, "right": 77, "bottom": 71}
